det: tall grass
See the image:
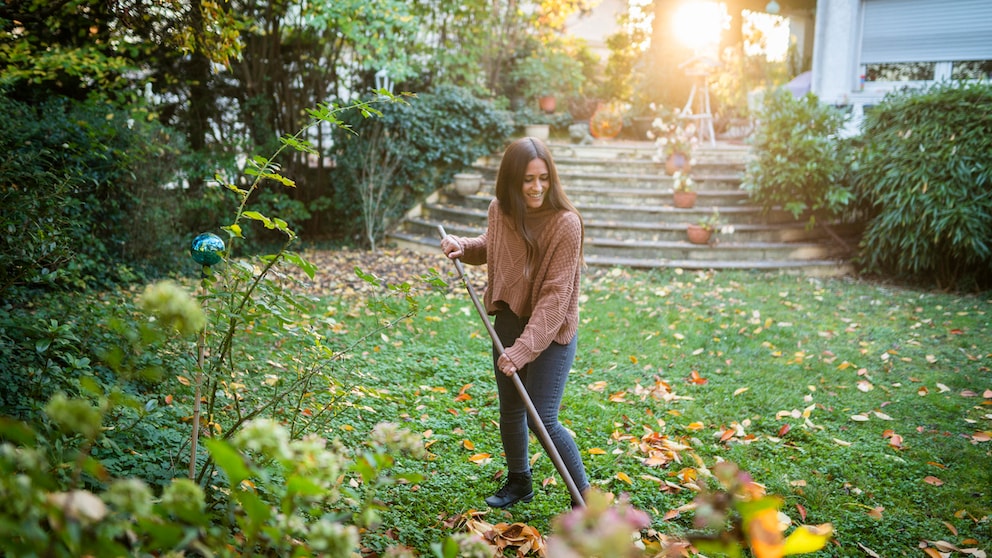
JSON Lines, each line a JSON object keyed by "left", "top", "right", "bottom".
{"left": 331, "top": 267, "right": 991, "bottom": 557}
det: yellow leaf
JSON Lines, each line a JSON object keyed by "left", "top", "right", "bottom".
{"left": 587, "top": 380, "right": 607, "bottom": 392}
{"left": 686, "top": 421, "right": 705, "bottom": 431}
{"left": 782, "top": 523, "right": 833, "bottom": 555}
{"left": 462, "top": 439, "right": 475, "bottom": 450}
{"left": 588, "top": 447, "right": 607, "bottom": 455}
{"left": 177, "top": 375, "right": 191, "bottom": 386}
{"left": 617, "top": 471, "right": 633, "bottom": 484}
{"left": 629, "top": 355, "right": 638, "bottom": 364}
{"left": 468, "top": 453, "right": 491, "bottom": 464}
{"left": 734, "top": 387, "right": 750, "bottom": 396}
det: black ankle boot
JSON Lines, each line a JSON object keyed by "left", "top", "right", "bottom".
{"left": 485, "top": 471, "right": 534, "bottom": 509}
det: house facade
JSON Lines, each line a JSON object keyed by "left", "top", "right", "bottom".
{"left": 810, "top": 0, "right": 992, "bottom": 117}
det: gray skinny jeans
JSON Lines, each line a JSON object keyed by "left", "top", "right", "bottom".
{"left": 492, "top": 309, "right": 589, "bottom": 492}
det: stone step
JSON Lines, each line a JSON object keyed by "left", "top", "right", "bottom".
{"left": 403, "top": 214, "right": 861, "bottom": 244}
{"left": 422, "top": 195, "right": 801, "bottom": 226}
{"left": 390, "top": 231, "right": 856, "bottom": 273}
{"left": 386, "top": 141, "right": 858, "bottom": 276}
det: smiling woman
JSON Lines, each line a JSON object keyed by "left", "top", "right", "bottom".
{"left": 671, "top": 1, "right": 730, "bottom": 52}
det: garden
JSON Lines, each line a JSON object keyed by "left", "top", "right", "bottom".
{"left": 2, "top": 1, "right": 991, "bottom": 557}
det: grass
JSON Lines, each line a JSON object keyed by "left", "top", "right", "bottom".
{"left": 322, "top": 267, "right": 991, "bottom": 557}
{"left": 6, "top": 264, "right": 987, "bottom": 557}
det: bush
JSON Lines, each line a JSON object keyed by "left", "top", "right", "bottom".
{"left": 329, "top": 85, "right": 513, "bottom": 248}
{"left": 743, "top": 89, "right": 855, "bottom": 228}
{"left": 0, "top": 92, "right": 188, "bottom": 297}
{"left": 854, "top": 82, "right": 992, "bottom": 290}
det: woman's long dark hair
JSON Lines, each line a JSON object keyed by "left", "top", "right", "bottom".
{"left": 494, "top": 137, "right": 584, "bottom": 276}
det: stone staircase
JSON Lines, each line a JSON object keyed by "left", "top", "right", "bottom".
{"left": 387, "top": 141, "right": 860, "bottom": 276}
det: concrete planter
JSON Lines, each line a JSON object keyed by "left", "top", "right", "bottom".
{"left": 452, "top": 172, "right": 483, "bottom": 196}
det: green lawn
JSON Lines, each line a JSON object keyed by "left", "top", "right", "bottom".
{"left": 327, "top": 267, "right": 991, "bottom": 557}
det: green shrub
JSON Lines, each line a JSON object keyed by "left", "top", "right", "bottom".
{"left": 0, "top": 92, "right": 188, "bottom": 297}
{"left": 743, "top": 89, "right": 856, "bottom": 229}
{"left": 330, "top": 85, "right": 513, "bottom": 248}
{"left": 854, "top": 82, "right": 992, "bottom": 290}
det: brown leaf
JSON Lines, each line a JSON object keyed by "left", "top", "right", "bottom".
{"left": 923, "top": 475, "right": 944, "bottom": 486}
{"left": 857, "top": 543, "right": 882, "bottom": 558}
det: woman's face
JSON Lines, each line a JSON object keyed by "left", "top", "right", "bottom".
{"left": 522, "top": 157, "right": 549, "bottom": 209}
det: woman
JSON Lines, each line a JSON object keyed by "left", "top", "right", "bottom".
{"left": 440, "top": 136, "right": 589, "bottom": 509}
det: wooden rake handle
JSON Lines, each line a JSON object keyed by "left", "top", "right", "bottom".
{"left": 437, "top": 225, "right": 585, "bottom": 508}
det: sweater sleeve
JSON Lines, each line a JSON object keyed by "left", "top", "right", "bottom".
{"left": 451, "top": 200, "right": 495, "bottom": 266}
{"left": 503, "top": 212, "right": 582, "bottom": 368}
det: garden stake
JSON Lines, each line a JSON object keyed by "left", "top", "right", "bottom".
{"left": 437, "top": 225, "right": 585, "bottom": 508}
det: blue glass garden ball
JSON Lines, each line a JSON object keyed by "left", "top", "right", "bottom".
{"left": 190, "top": 233, "right": 225, "bottom": 266}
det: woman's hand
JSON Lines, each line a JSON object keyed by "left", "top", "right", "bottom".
{"left": 497, "top": 354, "right": 518, "bottom": 377}
{"left": 440, "top": 235, "right": 464, "bottom": 260}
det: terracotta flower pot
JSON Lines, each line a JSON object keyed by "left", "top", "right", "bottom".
{"left": 673, "top": 190, "right": 697, "bottom": 209}
{"left": 686, "top": 224, "right": 713, "bottom": 245}
{"left": 539, "top": 95, "right": 557, "bottom": 113}
{"left": 665, "top": 152, "right": 691, "bottom": 176}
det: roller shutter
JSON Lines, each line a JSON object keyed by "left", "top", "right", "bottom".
{"left": 861, "top": 0, "right": 992, "bottom": 64}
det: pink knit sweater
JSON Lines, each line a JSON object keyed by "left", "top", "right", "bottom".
{"left": 456, "top": 199, "right": 582, "bottom": 368}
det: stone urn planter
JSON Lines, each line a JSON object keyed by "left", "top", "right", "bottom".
{"left": 452, "top": 172, "right": 483, "bottom": 196}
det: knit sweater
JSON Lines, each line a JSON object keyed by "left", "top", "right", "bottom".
{"left": 456, "top": 198, "right": 582, "bottom": 368}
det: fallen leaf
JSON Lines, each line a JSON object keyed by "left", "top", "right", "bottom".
{"left": 781, "top": 523, "right": 832, "bottom": 555}
{"left": 468, "top": 453, "right": 491, "bottom": 465}
{"left": 734, "top": 387, "right": 750, "bottom": 396}
{"left": 868, "top": 506, "right": 884, "bottom": 520}
{"left": 687, "top": 370, "right": 708, "bottom": 385}
{"left": 587, "top": 381, "right": 607, "bottom": 392}
{"left": 851, "top": 414, "right": 870, "bottom": 422}
{"left": 858, "top": 542, "right": 882, "bottom": 558}
{"left": 942, "top": 521, "right": 958, "bottom": 536}
{"left": 796, "top": 503, "right": 807, "bottom": 521}
{"left": 617, "top": 471, "right": 633, "bottom": 484}
{"left": 832, "top": 438, "right": 851, "bottom": 446}
{"left": 462, "top": 439, "right": 475, "bottom": 450}
{"left": 778, "top": 423, "right": 791, "bottom": 437}
{"left": 873, "top": 411, "right": 893, "bottom": 420}
{"left": 588, "top": 447, "right": 607, "bottom": 455}
{"left": 972, "top": 431, "right": 991, "bottom": 442}
{"left": 923, "top": 475, "right": 944, "bottom": 486}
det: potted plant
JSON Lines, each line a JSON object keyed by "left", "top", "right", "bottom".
{"left": 686, "top": 209, "right": 722, "bottom": 245}
{"left": 589, "top": 102, "right": 623, "bottom": 139}
{"left": 650, "top": 108, "right": 698, "bottom": 175}
{"left": 510, "top": 42, "right": 585, "bottom": 115}
{"left": 671, "top": 171, "right": 697, "bottom": 208}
